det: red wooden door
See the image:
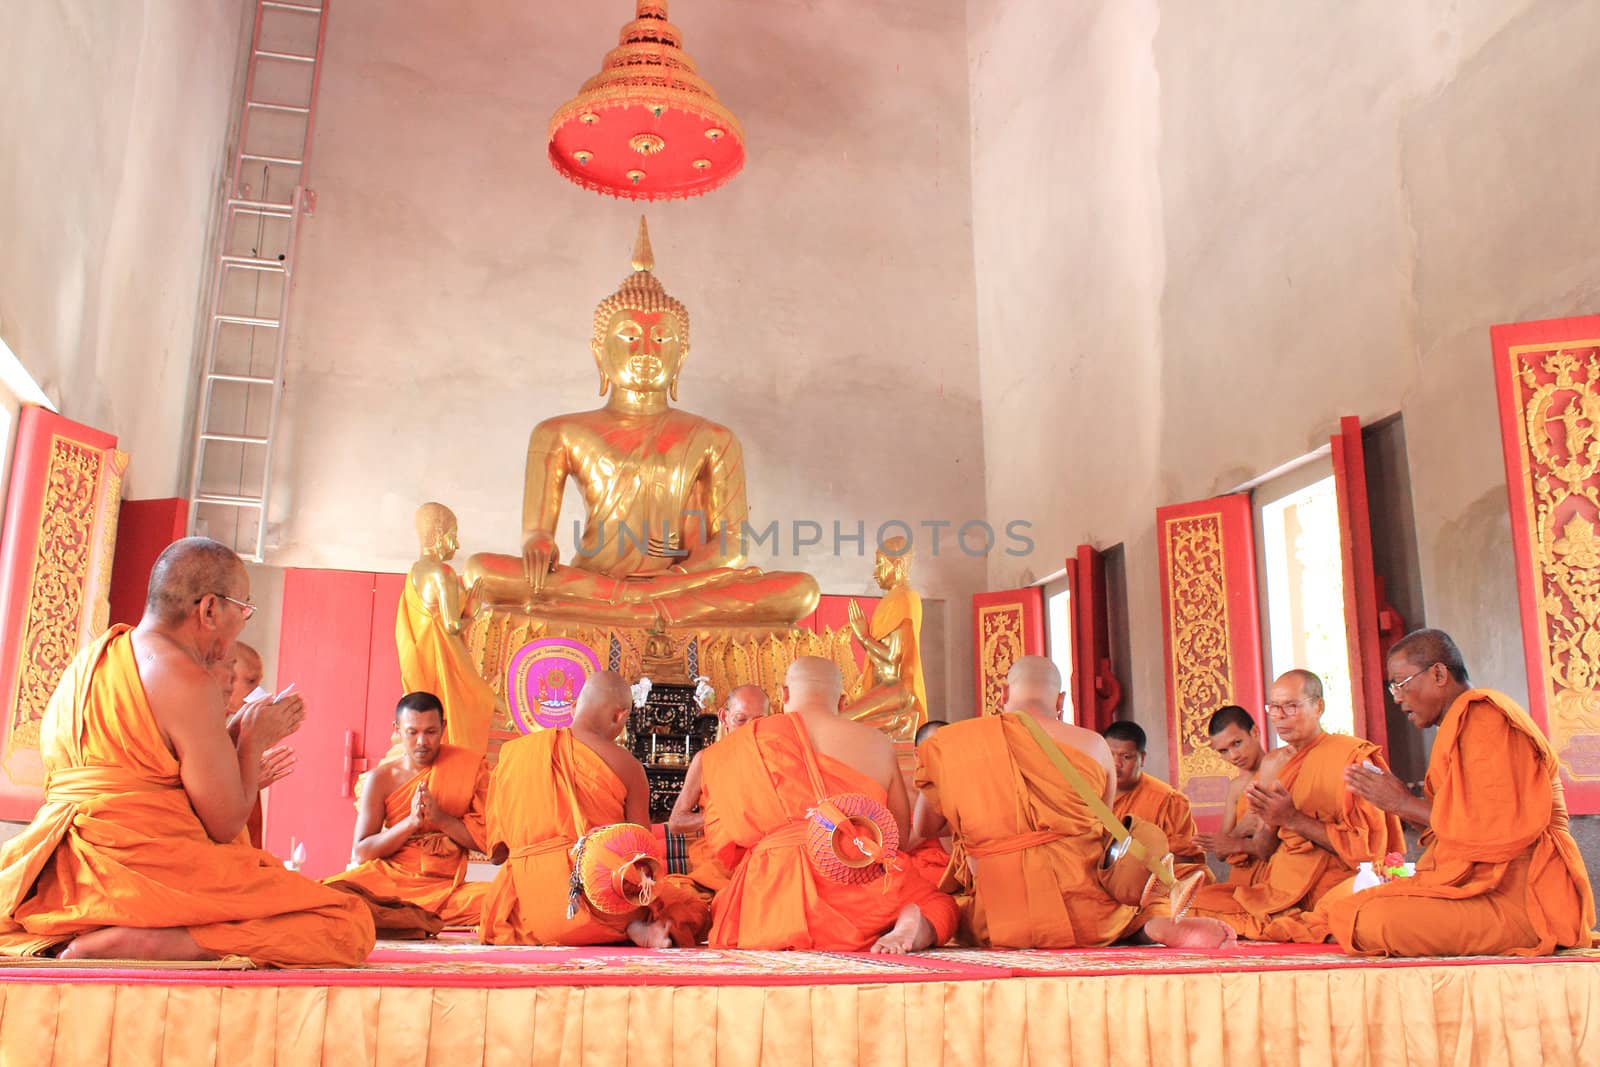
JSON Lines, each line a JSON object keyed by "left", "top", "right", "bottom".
{"left": 1330, "top": 415, "right": 1391, "bottom": 747}
{"left": 972, "top": 586, "right": 1045, "bottom": 717}
{"left": 1492, "top": 313, "right": 1600, "bottom": 813}
{"left": 266, "top": 568, "right": 404, "bottom": 877}
{"left": 1066, "top": 544, "right": 1122, "bottom": 733}
{"left": 0, "top": 407, "right": 126, "bottom": 820}
{"left": 1156, "top": 495, "right": 1264, "bottom": 824}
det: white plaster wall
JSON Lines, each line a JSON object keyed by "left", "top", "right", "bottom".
{"left": 970, "top": 0, "right": 1600, "bottom": 776}
{"left": 0, "top": 0, "right": 252, "bottom": 498}
{"left": 267, "top": 0, "right": 988, "bottom": 715}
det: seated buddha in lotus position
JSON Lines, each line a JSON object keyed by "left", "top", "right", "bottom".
{"left": 466, "top": 219, "right": 819, "bottom": 628}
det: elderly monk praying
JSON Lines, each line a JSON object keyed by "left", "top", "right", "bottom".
{"left": 1322, "top": 628, "right": 1595, "bottom": 955}
{"left": 0, "top": 538, "right": 374, "bottom": 965}
{"left": 1194, "top": 704, "right": 1287, "bottom": 885}
{"left": 1103, "top": 720, "right": 1209, "bottom": 882}
{"left": 702, "top": 657, "right": 958, "bottom": 953}
{"left": 915, "top": 657, "right": 1229, "bottom": 948}
{"left": 1186, "top": 670, "right": 1404, "bottom": 941}
{"left": 324, "top": 692, "right": 490, "bottom": 927}
{"left": 667, "top": 684, "right": 769, "bottom": 888}
{"left": 480, "top": 671, "right": 699, "bottom": 947}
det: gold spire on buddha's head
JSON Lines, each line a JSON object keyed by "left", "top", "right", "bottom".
{"left": 591, "top": 217, "right": 691, "bottom": 399}
{"left": 592, "top": 217, "right": 688, "bottom": 351}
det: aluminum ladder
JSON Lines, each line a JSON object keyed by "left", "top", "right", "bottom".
{"left": 186, "top": 0, "right": 329, "bottom": 561}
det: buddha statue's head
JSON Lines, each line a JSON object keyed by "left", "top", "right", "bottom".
{"left": 873, "top": 536, "right": 913, "bottom": 590}
{"left": 592, "top": 217, "right": 691, "bottom": 401}
{"left": 415, "top": 501, "right": 459, "bottom": 561}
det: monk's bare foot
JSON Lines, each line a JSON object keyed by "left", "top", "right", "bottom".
{"left": 626, "top": 919, "right": 671, "bottom": 949}
{"left": 1143, "top": 916, "right": 1237, "bottom": 949}
{"left": 58, "top": 926, "right": 219, "bottom": 962}
{"left": 870, "top": 904, "right": 935, "bottom": 954}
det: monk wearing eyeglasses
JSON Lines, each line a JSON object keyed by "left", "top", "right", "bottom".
{"left": 1323, "top": 628, "right": 1594, "bottom": 955}
{"left": 1187, "top": 669, "right": 1404, "bottom": 941}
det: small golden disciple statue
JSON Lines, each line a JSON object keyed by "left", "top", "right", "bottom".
{"left": 842, "top": 536, "right": 927, "bottom": 739}
{"left": 466, "top": 218, "right": 819, "bottom": 628}
{"left": 398, "top": 502, "right": 496, "bottom": 754}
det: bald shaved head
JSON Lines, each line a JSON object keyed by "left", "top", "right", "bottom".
{"left": 1003, "top": 656, "right": 1064, "bottom": 715}
{"left": 233, "top": 641, "right": 262, "bottom": 675}
{"left": 574, "top": 671, "right": 632, "bottom": 734}
{"left": 145, "top": 537, "right": 244, "bottom": 624}
{"left": 723, "top": 684, "right": 770, "bottom": 730}
{"left": 783, "top": 656, "right": 844, "bottom": 710}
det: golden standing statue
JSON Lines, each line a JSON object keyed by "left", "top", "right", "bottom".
{"left": 843, "top": 537, "right": 927, "bottom": 739}
{"left": 466, "top": 219, "right": 819, "bottom": 628}
{"left": 398, "top": 503, "right": 497, "bottom": 754}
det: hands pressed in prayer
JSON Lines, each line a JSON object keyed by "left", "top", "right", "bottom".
{"left": 415, "top": 780, "right": 444, "bottom": 829}
{"left": 258, "top": 745, "right": 297, "bottom": 789}
{"left": 236, "top": 694, "right": 307, "bottom": 751}
{"left": 1343, "top": 764, "right": 1408, "bottom": 811}
{"left": 1343, "top": 763, "right": 1432, "bottom": 827}
{"left": 1245, "top": 780, "right": 1297, "bottom": 828}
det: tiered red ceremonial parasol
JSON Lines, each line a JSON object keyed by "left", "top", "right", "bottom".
{"left": 548, "top": 0, "right": 745, "bottom": 201}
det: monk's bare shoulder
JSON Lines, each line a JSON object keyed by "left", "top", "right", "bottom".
{"left": 1258, "top": 748, "right": 1291, "bottom": 783}
{"left": 128, "top": 629, "right": 222, "bottom": 745}
{"left": 364, "top": 760, "right": 408, "bottom": 802}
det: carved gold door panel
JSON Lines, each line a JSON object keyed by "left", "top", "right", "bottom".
{"left": 0, "top": 406, "right": 126, "bottom": 820}
{"left": 1156, "top": 495, "right": 1263, "bottom": 824}
{"left": 1493, "top": 313, "right": 1600, "bottom": 813}
{"left": 972, "top": 587, "right": 1044, "bottom": 717}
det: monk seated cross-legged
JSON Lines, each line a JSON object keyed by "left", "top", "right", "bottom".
{"left": 1324, "top": 628, "right": 1596, "bottom": 956}
{"left": 914, "top": 656, "right": 1230, "bottom": 948}
{"left": 905, "top": 719, "right": 955, "bottom": 886}
{"left": 1187, "top": 669, "right": 1405, "bottom": 942}
{"left": 479, "top": 672, "right": 702, "bottom": 947}
{"left": 1193, "top": 704, "right": 1288, "bottom": 886}
{"left": 0, "top": 537, "right": 375, "bottom": 965}
{"left": 702, "top": 657, "right": 958, "bottom": 953}
{"left": 1103, "top": 721, "right": 1211, "bottom": 884}
{"left": 667, "top": 684, "right": 771, "bottom": 892}
{"left": 323, "top": 692, "right": 490, "bottom": 928}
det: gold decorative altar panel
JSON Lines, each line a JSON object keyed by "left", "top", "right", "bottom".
{"left": 0, "top": 407, "right": 126, "bottom": 819}
{"left": 1493, "top": 315, "right": 1600, "bottom": 812}
{"left": 1156, "top": 495, "right": 1263, "bottom": 824}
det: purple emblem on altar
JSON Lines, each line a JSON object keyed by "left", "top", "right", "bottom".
{"left": 506, "top": 638, "right": 604, "bottom": 732}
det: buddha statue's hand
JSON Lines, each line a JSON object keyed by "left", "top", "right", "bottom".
{"left": 521, "top": 530, "right": 560, "bottom": 594}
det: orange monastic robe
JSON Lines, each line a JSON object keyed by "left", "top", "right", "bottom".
{"left": 703, "top": 715, "right": 958, "bottom": 950}
{"left": 1189, "top": 731, "right": 1403, "bottom": 941}
{"left": 324, "top": 745, "right": 490, "bottom": 926}
{"left": 0, "top": 628, "right": 374, "bottom": 965}
{"left": 479, "top": 729, "right": 640, "bottom": 945}
{"left": 1326, "top": 690, "right": 1596, "bottom": 956}
{"left": 916, "top": 714, "right": 1148, "bottom": 948}
{"left": 1114, "top": 773, "right": 1210, "bottom": 881}
{"left": 396, "top": 575, "right": 495, "bottom": 754}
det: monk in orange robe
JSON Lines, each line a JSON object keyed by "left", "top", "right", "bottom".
{"left": 1327, "top": 628, "right": 1595, "bottom": 955}
{"left": 213, "top": 641, "right": 287, "bottom": 849}
{"left": 0, "top": 538, "right": 374, "bottom": 965}
{"left": 1193, "top": 704, "right": 1286, "bottom": 885}
{"left": 324, "top": 692, "right": 490, "bottom": 926}
{"left": 905, "top": 718, "right": 954, "bottom": 886}
{"left": 667, "top": 683, "right": 771, "bottom": 894}
{"left": 916, "top": 657, "right": 1230, "bottom": 948}
{"left": 480, "top": 671, "right": 699, "bottom": 947}
{"left": 1104, "top": 721, "right": 1210, "bottom": 882}
{"left": 1187, "top": 669, "right": 1404, "bottom": 941}
{"left": 703, "top": 657, "right": 958, "bottom": 952}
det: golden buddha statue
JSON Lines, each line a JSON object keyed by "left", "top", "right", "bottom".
{"left": 397, "top": 502, "right": 496, "bottom": 754}
{"left": 466, "top": 218, "right": 819, "bottom": 629}
{"left": 842, "top": 537, "right": 927, "bottom": 740}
